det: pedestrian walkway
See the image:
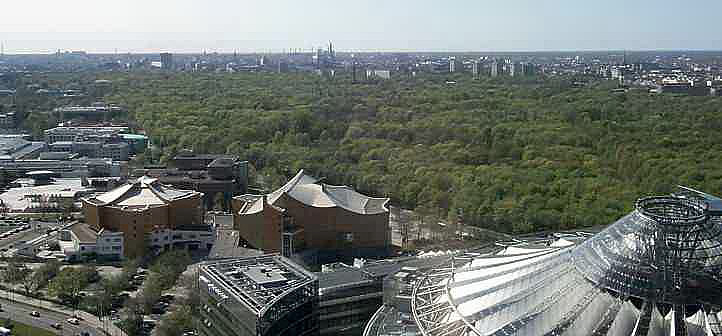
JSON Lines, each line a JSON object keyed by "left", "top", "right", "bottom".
{"left": 0, "top": 289, "right": 126, "bottom": 336}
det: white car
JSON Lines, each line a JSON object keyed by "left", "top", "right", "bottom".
{"left": 67, "top": 318, "right": 80, "bottom": 325}
{"left": 30, "top": 311, "right": 40, "bottom": 317}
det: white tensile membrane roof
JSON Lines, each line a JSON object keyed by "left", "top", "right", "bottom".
{"left": 412, "top": 188, "right": 722, "bottom": 336}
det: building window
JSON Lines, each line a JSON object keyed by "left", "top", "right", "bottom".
{"left": 113, "top": 238, "right": 121, "bottom": 242}
{"left": 81, "top": 246, "right": 85, "bottom": 251}
{"left": 112, "top": 246, "right": 121, "bottom": 251}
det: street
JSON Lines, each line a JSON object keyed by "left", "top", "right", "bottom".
{"left": 0, "top": 296, "right": 104, "bottom": 336}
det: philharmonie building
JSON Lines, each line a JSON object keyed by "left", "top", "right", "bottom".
{"left": 365, "top": 187, "right": 722, "bottom": 336}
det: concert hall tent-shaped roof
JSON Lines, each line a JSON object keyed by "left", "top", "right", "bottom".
{"left": 411, "top": 187, "right": 722, "bottom": 336}
{"left": 233, "top": 170, "right": 391, "bottom": 257}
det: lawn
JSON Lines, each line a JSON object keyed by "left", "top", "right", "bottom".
{"left": 3, "top": 320, "right": 56, "bottom": 336}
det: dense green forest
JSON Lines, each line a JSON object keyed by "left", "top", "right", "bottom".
{"left": 26, "top": 71, "right": 722, "bottom": 234}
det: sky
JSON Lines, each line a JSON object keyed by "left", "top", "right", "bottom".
{"left": 2, "top": 0, "right": 722, "bottom": 53}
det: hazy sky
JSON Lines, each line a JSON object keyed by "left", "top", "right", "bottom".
{"left": 2, "top": 0, "right": 722, "bottom": 53}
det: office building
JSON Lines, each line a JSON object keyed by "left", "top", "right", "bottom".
{"left": 449, "top": 57, "right": 461, "bottom": 73}
{"left": 53, "top": 104, "right": 124, "bottom": 121}
{"left": 490, "top": 59, "right": 503, "bottom": 77}
{"left": 160, "top": 53, "right": 174, "bottom": 70}
{"left": 472, "top": 61, "right": 481, "bottom": 79}
{"left": 232, "top": 170, "right": 390, "bottom": 262}
{"left": 0, "top": 137, "right": 46, "bottom": 160}
{"left": 198, "top": 254, "right": 319, "bottom": 336}
{"left": 0, "top": 158, "right": 124, "bottom": 177}
{"left": 319, "top": 255, "right": 450, "bottom": 336}
{"left": 44, "top": 126, "right": 129, "bottom": 144}
{"left": 134, "top": 151, "right": 249, "bottom": 210}
{"left": 82, "top": 176, "right": 209, "bottom": 258}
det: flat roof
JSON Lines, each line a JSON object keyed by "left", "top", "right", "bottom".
{"left": 200, "top": 254, "right": 317, "bottom": 315}
{"left": 0, "top": 178, "right": 94, "bottom": 212}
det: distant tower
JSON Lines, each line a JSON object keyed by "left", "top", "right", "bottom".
{"left": 449, "top": 57, "right": 456, "bottom": 73}
{"left": 352, "top": 59, "right": 357, "bottom": 83}
{"left": 1, "top": 42, "right": 4, "bottom": 57}
{"left": 160, "top": 53, "right": 174, "bottom": 70}
{"left": 490, "top": 59, "right": 502, "bottom": 77}
{"left": 472, "top": 60, "right": 481, "bottom": 79}
{"left": 328, "top": 41, "right": 334, "bottom": 58}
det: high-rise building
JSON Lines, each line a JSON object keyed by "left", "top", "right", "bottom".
{"left": 278, "top": 60, "right": 289, "bottom": 73}
{"left": 160, "top": 53, "right": 174, "bottom": 70}
{"left": 448, "top": 57, "right": 463, "bottom": 73}
{"left": 472, "top": 60, "right": 481, "bottom": 79}
{"left": 521, "top": 62, "right": 537, "bottom": 76}
{"left": 490, "top": 59, "right": 503, "bottom": 77}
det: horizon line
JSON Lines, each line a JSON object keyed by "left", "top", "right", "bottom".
{"left": 3, "top": 48, "right": 722, "bottom": 56}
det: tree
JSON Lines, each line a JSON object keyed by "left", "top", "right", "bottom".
{"left": 119, "top": 297, "right": 144, "bottom": 336}
{"left": 156, "top": 306, "right": 193, "bottom": 336}
{"left": 138, "top": 274, "right": 163, "bottom": 314}
{"left": 2, "top": 260, "right": 30, "bottom": 285}
{"left": 48, "top": 268, "right": 90, "bottom": 308}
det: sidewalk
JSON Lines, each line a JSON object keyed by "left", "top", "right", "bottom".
{"left": 0, "top": 289, "right": 127, "bottom": 336}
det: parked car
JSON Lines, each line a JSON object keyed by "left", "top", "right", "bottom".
{"left": 67, "top": 317, "right": 80, "bottom": 325}
{"left": 51, "top": 323, "right": 63, "bottom": 329}
{"left": 29, "top": 311, "right": 40, "bottom": 317}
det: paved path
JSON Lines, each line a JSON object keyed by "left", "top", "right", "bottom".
{"left": 0, "top": 289, "right": 126, "bottom": 336}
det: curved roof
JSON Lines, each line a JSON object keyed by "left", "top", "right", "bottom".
{"left": 86, "top": 175, "right": 200, "bottom": 209}
{"left": 412, "top": 189, "right": 722, "bottom": 336}
{"left": 243, "top": 170, "right": 389, "bottom": 215}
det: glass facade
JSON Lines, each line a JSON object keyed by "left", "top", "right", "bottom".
{"left": 411, "top": 188, "right": 722, "bottom": 336}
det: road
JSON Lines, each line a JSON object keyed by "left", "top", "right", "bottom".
{"left": 0, "top": 296, "right": 104, "bottom": 336}
{"left": 0, "top": 221, "right": 63, "bottom": 258}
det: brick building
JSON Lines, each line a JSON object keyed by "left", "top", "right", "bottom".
{"left": 82, "top": 176, "right": 210, "bottom": 258}
{"left": 232, "top": 170, "right": 390, "bottom": 261}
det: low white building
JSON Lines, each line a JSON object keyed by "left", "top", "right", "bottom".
{"left": 59, "top": 221, "right": 124, "bottom": 261}
{"left": 146, "top": 228, "right": 215, "bottom": 252}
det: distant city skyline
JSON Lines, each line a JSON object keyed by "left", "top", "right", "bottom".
{"left": 2, "top": 0, "right": 722, "bottom": 53}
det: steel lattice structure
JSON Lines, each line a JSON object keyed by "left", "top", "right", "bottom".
{"left": 411, "top": 187, "right": 722, "bottom": 336}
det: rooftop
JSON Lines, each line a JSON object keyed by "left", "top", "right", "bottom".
{"left": 410, "top": 187, "right": 722, "bottom": 336}
{"left": 200, "top": 254, "right": 317, "bottom": 315}
{"left": 0, "top": 178, "right": 94, "bottom": 212}
{"left": 67, "top": 221, "right": 98, "bottom": 244}
{"left": 85, "top": 176, "right": 200, "bottom": 210}
{"left": 238, "top": 169, "right": 389, "bottom": 216}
